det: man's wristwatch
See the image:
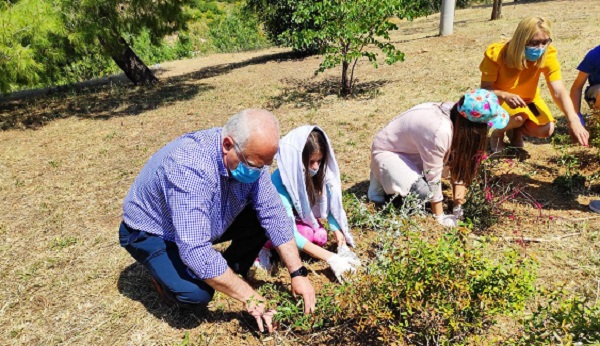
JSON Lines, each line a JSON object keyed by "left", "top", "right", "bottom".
{"left": 289, "top": 266, "right": 308, "bottom": 279}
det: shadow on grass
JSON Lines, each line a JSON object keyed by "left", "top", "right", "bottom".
{"left": 117, "top": 262, "right": 270, "bottom": 333}
{"left": 346, "top": 180, "right": 370, "bottom": 201}
{"left": 0, "top": 50, "right": 310, "bottom": 131}
{"left": 266, "top": 77, "right": 389, "bottom": 110}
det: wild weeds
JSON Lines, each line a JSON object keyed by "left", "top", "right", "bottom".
{"left": 516, "top": 286, "right": 600, "bottom": 344}
{"left": 463, "top": 153, "right": 545, "bottom": 232}
{"left": 552, "top": 147, "right": 587, "bottom": 195}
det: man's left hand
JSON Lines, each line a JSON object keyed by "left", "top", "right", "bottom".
{"left": 291, "top": 276, "right": 316, "bottom": 314}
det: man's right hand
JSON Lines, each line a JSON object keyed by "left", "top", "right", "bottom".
{"left": 291, "top": 276, "right": 316, "bottom": 314}
{"left": 245, "top": 299, "right": 277, "bottom": 333}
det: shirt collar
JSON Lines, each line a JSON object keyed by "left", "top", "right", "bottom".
{"left": 216, "top": 128, "right": 229, "bottom": 177}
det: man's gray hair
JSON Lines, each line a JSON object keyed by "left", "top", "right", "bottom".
{"left": 222, "top": 109, "right": 280, "bottom": 149}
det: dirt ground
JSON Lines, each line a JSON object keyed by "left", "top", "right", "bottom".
{"left": 1, "top": 0, "right": 599, "bottom": 344}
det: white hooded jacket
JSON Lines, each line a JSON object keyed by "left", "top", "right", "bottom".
{"left": 275, "top": 125, "right": 355, "bottom": 247}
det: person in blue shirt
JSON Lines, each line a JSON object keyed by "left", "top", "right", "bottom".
{"left": 571, "top": 45, "right": 600, "bottom": 214}
{"left": 118, "top": 109, "right": 315, "bottom": 333}
{"left": 571, "top": 45, "right": 600, "bottom": 121}
{"left": 255, "top": 126, "right": 360, "bottom": 283}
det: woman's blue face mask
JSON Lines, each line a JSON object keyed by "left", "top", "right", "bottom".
{"left": 524, "top": 46, "right": 546, "bottom": 61}
{"left": 230, "top": 140, "right": 264, "bottom": 184}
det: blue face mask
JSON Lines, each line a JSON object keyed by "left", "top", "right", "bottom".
{"left": 309, "top": 167, "right": 319, "bottom": 177}
{"left": 229, "top": 139, "right": 263, "bottom": 183}
{"left": 525, "top": 46, "right": 546, "bottom": 61}
{"left": 230, "top": 161, "right": 262, "bottom": 183}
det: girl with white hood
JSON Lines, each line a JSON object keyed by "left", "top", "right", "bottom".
{"left": 255, "top": 126, "right": 360, "bottom": 283}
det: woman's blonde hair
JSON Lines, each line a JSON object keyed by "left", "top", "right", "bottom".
{"left": 504, "top": 16, "right": 552, "bottom": 70}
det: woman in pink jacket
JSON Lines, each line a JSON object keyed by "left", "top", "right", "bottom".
{"left": 368, "top": 89, "right": 509, "bottom": 227}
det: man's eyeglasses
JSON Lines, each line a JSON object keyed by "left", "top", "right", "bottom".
{"left": 231, "top": 139, "right": 267, "bottom": 170}
{"left": 527, "top": 38, "right": 552, "bottom": 47}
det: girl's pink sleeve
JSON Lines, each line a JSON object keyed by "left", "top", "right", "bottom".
{"left": 419, "top": 123, "right": 452, "bottom": 203}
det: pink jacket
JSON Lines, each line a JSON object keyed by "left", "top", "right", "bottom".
{"left": 371, "top": 102, "right": 454, "bottom": 202}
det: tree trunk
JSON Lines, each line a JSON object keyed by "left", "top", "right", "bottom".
{"left": 341, "top": 60, "right": 350, "bottom": 96}
{"left": 491, "top": 0, "right": 502, "bottom": 20}
{"left": 101, "top": 36, "right": 158, "bottom": 86}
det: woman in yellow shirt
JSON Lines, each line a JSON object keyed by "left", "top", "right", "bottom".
{"left": 479, "top": 16, "right": 589, "bottom": 151}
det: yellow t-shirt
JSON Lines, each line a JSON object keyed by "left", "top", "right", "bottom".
{"left": 479, "top": 42, "right": 562, "bottom": 103}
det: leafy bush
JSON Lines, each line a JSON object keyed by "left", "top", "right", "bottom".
{"left": 551, "top": 148, "right": 588, "bottom": 195}
{"left": 587, "top": 109, "right": 600, "bottom": 149}
{"left": 263, "top": 201, "right": 537, "bottom": 344}
{"left": 208, "top": 8, "right": 270, "bottom": 53}
{"left": 128, "top": 29, "right": 194, "bottom": 65}
{"left": 342, "top": 228, "right": 537, "bottom": 344}
{"left": 517, "top": 288, "right": 600, "bottom": 344}
{"left": 343, "top": 193, "right": 426, "bottom": 233}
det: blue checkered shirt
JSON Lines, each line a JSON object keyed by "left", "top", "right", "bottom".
{"left": 123, "top": 128, "right": 294, "bottom": 280}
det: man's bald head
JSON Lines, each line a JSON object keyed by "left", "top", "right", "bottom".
{"left": 223, "top": 109, "right": 280, "bottom": 151}
{"left": 222, "top": 109, "right": 280, "bottom": 170}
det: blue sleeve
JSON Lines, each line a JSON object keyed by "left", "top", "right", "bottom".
{"left": 251, "top": 169, "right": 294, "bottom": 247}
{"left": 577, "top": 46, "right": 599, "bottom": 73}
{"left": 271, "top": 170, "right": 295, "bottom": 219}
{"left": 271, "top": 169, "right": 308, "bottom": 250}
{"left": 293, "top": 227, "right": 308, "bottom": 250}
{"left": 325, "top": 183, "right": 341, "bottom": 231}
{"left": 327, "top": 213, "right": 341, "bottom": 231}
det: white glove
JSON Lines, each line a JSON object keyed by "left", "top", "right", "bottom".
{"left": 435, "top": 214, "right": 459, "bottom": 227}
{"left": 326, "top": 254, "right": 358, "bottom": 283}
{"left": 452, "top": 205, "right": 464, "bottom": 220}
{"left": 337, "top": 244, "right": 361, "bottom": 265}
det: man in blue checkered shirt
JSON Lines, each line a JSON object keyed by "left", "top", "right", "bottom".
{"left": 119, "top": 109, "right": 315, "bottom": 333}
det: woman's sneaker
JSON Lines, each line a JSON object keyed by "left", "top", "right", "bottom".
{"left": 368, "top": 172, "right": 385, "bottom": 204}
{"left": 253, "top": 247, "right": 273, "bottom": 272}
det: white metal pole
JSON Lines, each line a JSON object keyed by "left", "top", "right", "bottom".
{"left": 439, "top": 0, "right": 456, "bottom": 36}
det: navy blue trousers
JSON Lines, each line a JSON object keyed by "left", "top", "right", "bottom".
{"left": 119, "top": 206, "right": 268, "bottom": 306}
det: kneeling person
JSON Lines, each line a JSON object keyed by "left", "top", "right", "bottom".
{"left": 368, "top": 89, "right": 509, "bottom": 227}
{"left": 118, "top": 109, "right": 315, "bottom": 333}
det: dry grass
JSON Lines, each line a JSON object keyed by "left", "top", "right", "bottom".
{"left": 1, "top": 0, "right": 599, "bottom": 344}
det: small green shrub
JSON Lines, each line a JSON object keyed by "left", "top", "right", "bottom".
{"left": 258, "top": 282, "right": 342, "bottom": 331}
{"left": 517, "top": 288, "right": 600, "bottom": 345}
{"left": 128, "top": 29, "right": 194, "bottom": 65}
{"left": 261, "top": 215, "right": 537, "bottom": 344}
{"left": 552, "top": 173, "right": 587, "bottom": 195}
{"left": 343, "top": 193, "right": 426, "bottom": 233}
{"left": 208, "top": 8, "right": 270, "bottom": 53}
{"left": 587, "top": 110, "right": 600, "bottom": 149}
{"left": 343, "top": 228, "right": 537, "bottom": 344}
{"left": 551, "top": 148, "right": 588, "bottom": 195}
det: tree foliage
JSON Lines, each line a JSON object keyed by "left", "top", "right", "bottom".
{"left": 0, "top": 0, "right": 203, "bottom": 93}
{"left": 261, "top": 0, "right": 431, "bottom": 95}
{"left": 0, "top": 0, "right": 76, "bottom": 93}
